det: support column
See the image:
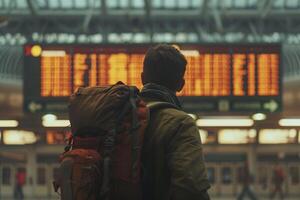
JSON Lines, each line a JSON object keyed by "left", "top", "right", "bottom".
{"left": 247, "top": 145, "right": 257, "bottom": 189}
{"left": 26, "top": 145, "right": 37, "bottom": 198}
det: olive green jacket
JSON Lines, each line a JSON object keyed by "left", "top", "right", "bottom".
{"left": 142, "top": 101, "right": 210, "bottom": 200}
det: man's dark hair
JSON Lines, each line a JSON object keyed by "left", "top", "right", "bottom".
{"left": 143, "top": 44, "right": 187, "bottom": 91}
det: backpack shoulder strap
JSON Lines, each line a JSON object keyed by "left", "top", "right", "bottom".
{"left": 146, "top": 101, "right": 179, "bottom": 111}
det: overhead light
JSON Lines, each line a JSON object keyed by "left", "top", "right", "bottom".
{"left": 279, "top": 118, "right": 300, "bottom": 127}
{"left": 42, "top": 114, "right": 69, "bottom": 127}
{"left": 218, "top": 129, "right": 250, "bottom": 144}
{"left": 31, "top": 45, "right": 42, "bottom": 57}
{"left": 252, "top": 113, "right": 266, "bottom": 121}
{"left": 200, "top": 116, "right": 249, "bottom": 119}
{"left": 41, "top": 50, "right": 66, "bottom": 57}
{"left": 196, "top": 118, "right": 254, "bottom": 127}
{"left": 42, "top": 114, "right": 57, "bottom": 122}
{"left": 248, "top": 129, "right": 257, "bottom": 138}
{"left": 3, "top": 130, "right": 37, "bottom": 145}
{"left": 42, "top": 120, "right": 70, "bottom": 127}
{"left": 0, "top": 120, "right": 19, "bottom": 127}
{"left": 218, "top": 129, "right": 257, "bottom": 144}
{"left": 288, "top": 129, "right": 297, "bottom": 138}
{"left": 259, "top": 129, "right": 295, "bottom": 144}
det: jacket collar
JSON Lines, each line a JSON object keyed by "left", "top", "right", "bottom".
{"left": 140, "top": 83, "right": 182, "bottom": 109}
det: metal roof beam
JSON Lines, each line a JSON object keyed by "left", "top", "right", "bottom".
{"left": 259, "top": 0, "right": 274, "bottom": 18}
{"left": 2, "top": 9, "right": 300, "bottom": 20}
{"left": 5, "top": 0, "right": 17, "bottom": 14}
{"left": 195, "top": 23, "right": 209, "bottom": 41}
{"left": 26, "top": 0, "right": 38, "bottom": 16}
{"left": 248, "top": 22, "right": 260, "bottom": 41}
{"left": 101, "top": 0, "right": 107, "bottom": 16}
{"left": 200, "top": 0, "right": 209, "bottom": 17}
{"left": 144, "top": 0, "right": 151, "bottom": 18}
{"left": 213, "top": 9, "right": 223, "bottom": 33}
{"left": 82, "top": 0, "right": 95, "bottom": 32}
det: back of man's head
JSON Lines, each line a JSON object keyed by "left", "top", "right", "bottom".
{"left": 142, "top": 44, "right": 187, "bottom": 92}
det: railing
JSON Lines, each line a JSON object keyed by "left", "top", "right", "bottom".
{"left": 283, "top": 45, "right": 300, "bottom": 81}
{"left": 0, "top": 46, "right": 22, "bottom": 83}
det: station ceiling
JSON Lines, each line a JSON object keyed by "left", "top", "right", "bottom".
{"left": 0, "top": 0, "right": 299, "bottom": 45}
{"left": 0, "top": 0, "right": 300, "bottom": 81}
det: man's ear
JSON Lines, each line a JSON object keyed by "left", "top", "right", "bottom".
{"left": 141, "top": 72, "right": 146, "bottom": 85}
{"left": 176, "top": 79, "right": 185, "bottom": 92}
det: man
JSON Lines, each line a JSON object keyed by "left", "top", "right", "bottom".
{"left": 237, "top": 161, "right": 257, "bottom": 200}
{"left": 140, "top": 44, "right": 210, "bottom": 200}
{"left": 14, "top": 168, "right": 25, "bottom": 200}
{"left": 270, "top": 163, "right": 285, "bottom": 200}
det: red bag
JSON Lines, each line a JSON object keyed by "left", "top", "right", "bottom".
{"left": 53, "top": 82, "right": 148, "bottom": 200}
{"left": 274, "top": 168, "right": 285, "bottom": 183}
{"left": 16, "top": 172, "right": 26, "bottom": 186}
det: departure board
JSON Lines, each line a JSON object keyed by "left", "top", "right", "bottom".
{"left": 23, "top": 44, "right": 282, "bottom": 113}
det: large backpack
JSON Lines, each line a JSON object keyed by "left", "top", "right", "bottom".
{"left": 53, "top": 82, "right": 176, "bottom": 200}
{"left": 53, "top": 82, "right": 149, "bottom": 200}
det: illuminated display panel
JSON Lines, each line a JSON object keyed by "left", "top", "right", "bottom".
{"left": 41, "top": 55, "right": 71, "bottom": 96}
{"left": 40, "top": 52, "right": 144, "bottom": 96}
{"left": 182, "top": 54, "right": 231, "bottom": 96}
{"left": 23, "top": 44, "right": 282, "bottom": 113}
{"left": 26, "top": 45, "right": 280, "bottom": 97}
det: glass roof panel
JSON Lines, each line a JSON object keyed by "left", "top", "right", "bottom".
{"left": 74, "top": 0, "right": 87, "bottom": 8}
{"left": 221, "top": 0, "right": 233, "bottom": 8}
{"left": 107, "top": 0, "right": 118, "bottom": 8}
{"left": 16, "top": 0, "right": 27, "bottom": 9}
{"left": 248, "top": 0, "right": 257, "bottom": 8}
{"left": 3, "top": 0, "right": 299, "bottom": 11}
{"left": 164, "top": 0, "right": 176, "bottom": 8}
{"left": 61, "top": 0, "right": 73, "bottom": 8}
{"left": 178, "top": 0, "right": 190, "bottom": 8}
{"left": 209, "top": 0, "right": 219, "bottom": 8}
{"left": 3, "top": 0, "right": 10, "bottom": 8}
{"left": 48, "top": 0, "right": 59, "bottom": 8}
{"left": 132, "top": 0, "right": 144, "bottom": 8}
{"left": 234, "top": 0, "right": 258, "bottom": 8}
{"left": 191, "top": 0, "right": 203, "bottom": 8}
{"left": 153, "top": 0, "right": 162, "bottom": 8}
{"left": 94, "top": 0, "right": 101, "bottom": 8}
{"left": 234, "top": 0, "right": 247, "bottom": 8}
{"left": 273, "top": 0, "right": 285, "bottom": 8}
{"left": 36, "top": 0, "right": 48, "bottom": 8}
{"left": 286, "top": 0, "right": 299, "bottom": 8}
{"left": 120, "top": 0, "right": 129, "bottom": 8}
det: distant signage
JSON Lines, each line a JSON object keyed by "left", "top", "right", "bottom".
{"left": 23, "top": 44, "right": 282, "bottom": 113}
{"left": 181, "top": 98, "right": 280, "bottom": 112}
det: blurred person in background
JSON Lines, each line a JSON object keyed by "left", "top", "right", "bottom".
{"left": 14, "top": 168, "right": 26, "bottom": 200}
{"left": 140, "top": 44, "right": 210, "bottom": 200}
{"left": 237, "top": 161, "right": 258, "bottom": 200}
{"left": 270, "top": 162, "right": 285, "bottom": 200}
